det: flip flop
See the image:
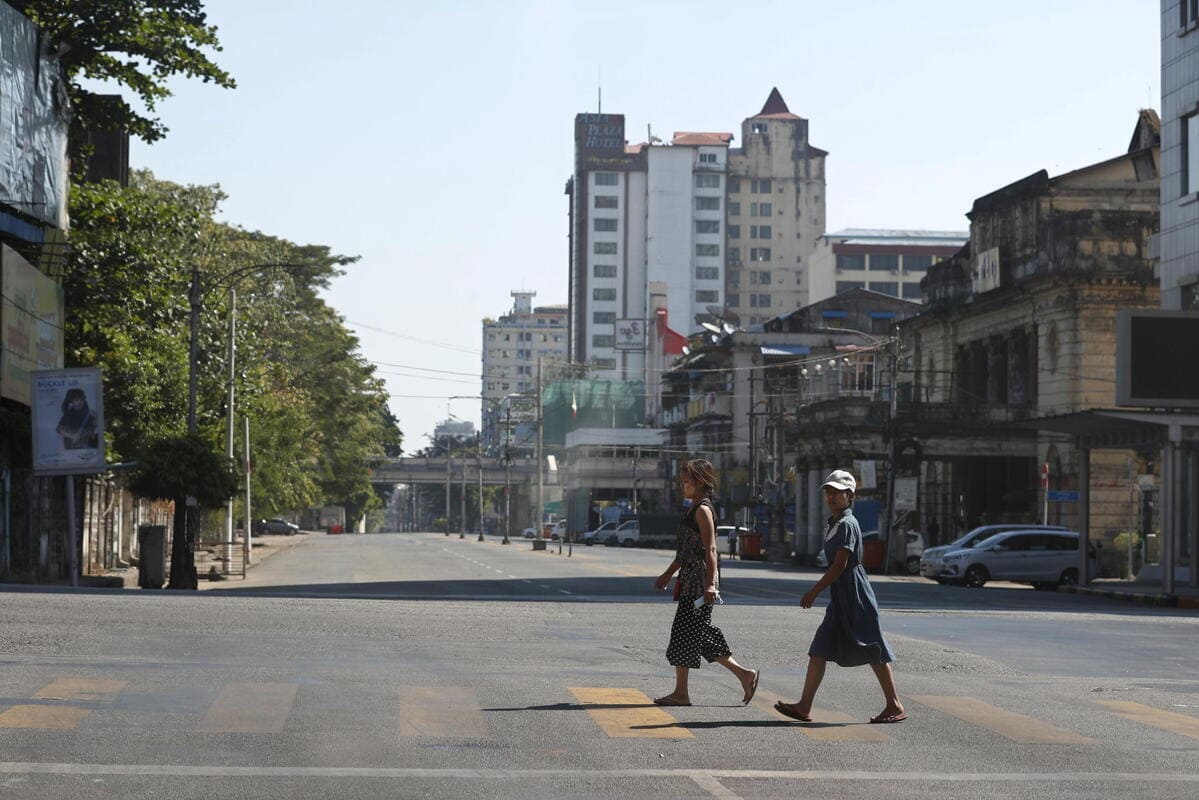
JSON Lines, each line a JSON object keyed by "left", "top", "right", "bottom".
{"left": 869, "top": 711, "right": 908, "bottom": 724}
{"left": 653, "top": 696, "right": 691, "bottom": 707}
{"left": 742, "top": 670, "right": 760, "bottom": 705}
{"left": 773, "top": 701, "right": 811, "bottom": 723}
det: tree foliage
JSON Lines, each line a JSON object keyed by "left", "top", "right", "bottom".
{"left": 130, "top": 432, "right": 237, "bottom": 508}
{"left": 63, "top": 171, "right": 402, "bottom": 527}
{"left": 12, "top": 0, "right": 235, "bottom": 144}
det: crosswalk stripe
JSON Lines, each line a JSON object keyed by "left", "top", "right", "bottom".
{"left": 34, "top": 679, "right": 127, "bottom": 702}
{"left": 0, "top": 705, "right": 90, "bottom": 729}
{"left": 569, "top": 688, "right": 693, "bottom": 739}
{"left": 398, "top": 687, "right": 488, "bottom": 738}
{"left": 908, "top": 695, "right": 1094, "bottom": 744}
{"left": 196, "top": 683, "right": 298, "bottom": 733}
{"left": 1096, "top": 700, "right": 1199, "bottom": 741}
{"left": 751, "top": 689, "right": 890, "bottom": 741}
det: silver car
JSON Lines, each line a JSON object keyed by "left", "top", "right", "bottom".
{"left": 937, "top": 530, "right": 1096, "bottom": 589}
{"left": 920, "top": 524, "right": 1068, "bottom": 580}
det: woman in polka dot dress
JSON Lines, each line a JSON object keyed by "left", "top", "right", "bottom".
{"left": 652, "top": 459, "right": 759, "bottom": 707}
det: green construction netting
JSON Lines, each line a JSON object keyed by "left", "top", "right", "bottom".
{"left": 541, "top": 379, "right": 645, "bottom": 446}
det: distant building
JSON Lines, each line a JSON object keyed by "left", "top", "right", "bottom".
{"left": 808, "top": 229, "right": 967, "bottom": 306}
{"left": 480, "top": 291, "right": 567, "bottom": 451}
{"left": 1161, "top": 1, "right": 1199, "bottom": 310}
{"left": 433, "top": 418, "right": 477, "bottom": 446}
{"left": 725, "top": 88, "right": 828, "bottom": 326}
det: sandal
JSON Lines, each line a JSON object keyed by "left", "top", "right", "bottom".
{"left": 742, "top": 670, "right": 760, "bottom": 705}
{"left": 653, "top": 696, "right": 692, "bottom": 707}
{"left": 773, "top": 700, "right": 812, "bottom": 722}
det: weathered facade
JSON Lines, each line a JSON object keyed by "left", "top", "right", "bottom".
{"left": 898, "top": 113, "right": 1161, "bottom": 571}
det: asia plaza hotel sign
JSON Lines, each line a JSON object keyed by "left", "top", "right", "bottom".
{"left": 575, "top": 113, "right": 643, "bottom": 172}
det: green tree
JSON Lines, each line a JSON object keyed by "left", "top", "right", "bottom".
{"left": 13, "top": 0, "right": 235, "bottom": 146}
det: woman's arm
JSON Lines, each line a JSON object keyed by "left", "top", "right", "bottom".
{"left": 801, "top": 549, "right": 850, "bottom": 608}
{"left": 654, "top": 558, "right": 681, "bottom": 590}
{"left": 698, "top": 504, "right": 719, "bottom": 604}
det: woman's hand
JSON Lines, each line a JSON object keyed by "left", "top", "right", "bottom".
{"left": 654, "top": 572, "right": 672, "bottom": 591}
{"left": 703, "top": 584, "right": 718, "bottom": 605}
{"left": 800, "top": 589, "right": 819, "bottom": 609}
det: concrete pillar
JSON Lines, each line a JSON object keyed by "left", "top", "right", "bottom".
{"left": 1189, "top": 446, "right": 1198, "bottom": 590}
{"left": 1079, "top": 444, "right": 1091, "bottom": 585}
{"left": 807, "top": 468, "right": 822, "bottom": 556}
{"left": 1163, "top": 439, "right": 1178, "bottom": 596}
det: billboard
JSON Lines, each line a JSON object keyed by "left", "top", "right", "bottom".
{"left": 615, "top": 318, "right": 646, "bottom": 350}
{"left": 1, "top": 244, "right": 64, "bottom": 405}
{"left": 1116, "top": 309, "right": 1199, "bottom": 408}
{"left": 30, "top": 367, "right": 106, "bottom": 475}
{"left": 574, "top": 113, "right": 643, "bottom": 172}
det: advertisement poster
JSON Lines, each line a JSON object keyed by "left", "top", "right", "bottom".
{"left": 30, "top": 367, "right": 106, "bottom": 475}
{"left": 1, "top": 244, "right": 64, "bottom": 405}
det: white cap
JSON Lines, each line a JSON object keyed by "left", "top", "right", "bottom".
{"left": 821, "top": 469, "right": 856, "bottom": 493}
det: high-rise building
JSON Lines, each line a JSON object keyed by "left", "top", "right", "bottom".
{"left": 725, "top": 88, "right": 828, "bottom": 326}
{"left": 1161, "top": 1, "right": 1199, "bottom": 310}
{"left": 480, "top": 291, "right": 567, "bottom": 450}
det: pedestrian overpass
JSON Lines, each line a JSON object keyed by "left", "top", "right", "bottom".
{"left": 369, "top": 456, "right": 539, "bottom": 486}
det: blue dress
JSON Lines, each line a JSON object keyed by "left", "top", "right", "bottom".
{"left": 808, "top": 508, "right": 896, "bottom": 667}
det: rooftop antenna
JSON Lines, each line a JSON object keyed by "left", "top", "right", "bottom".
{"left": 597, "top": 66, "right": 602, "bottom": 113}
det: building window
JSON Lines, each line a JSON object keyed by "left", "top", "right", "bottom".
{"left": 836, "top": 253, "right": 866, "bottom": 271}
{"left": 751, "top": 179, "right": 772, "bottom": 193}
{"left": 696, "top": 266, "right": 720, "bottom": 280}
{"left": 695, "top": 290, "right": 720, "bottom": 303}
{"left": 902, "top": 282, "right": 923, "bottom": 300}
{"left": 751, "top": 122, "right": 767, "bottom": 135}
{"left": 750, "top": 270, "right": 772, "bottom": 285}
{"left": 728, "top": 224, "right": 740, "bottom": 239}
{"left": 728, "top": 201, "right": 740, "bottom": 216}
{"left": 593, "top": 264, "right": 617, "bottom": 278}
{"left": 903, "top": 254, "right": 933, "bottom": 272}
{"left": 750, "top": 293, "right": 770, "bottom": 308}
{"left": 728, "top": 270, "right": 740, "bottom": 287}
{"left": 695, "top": 173, "right": 721, "bottom": 188}
{"left": 836, "top": 280, "right": 865, "bottom": 293}
{"left": 727, "top": 292, "right": 740, "bottom": 306}
{"left": 870, "top": 254, "right": 899, "bottom": 271}
{"left": 870, "top": 281, "right": 899, "bottom": 296}
{"left": 728, "top": 177, "right": 741, "bottom": 193}
{"left": 699, "top": 152, "right": 718, "bottom": 164}
{"left": 594, "top": 172, "right": 619, "bottom": 186}
{"left": 592, "top": 334, "right": 615, "bottom": 348}
{"left": 728, "top": 247, "right": 741, "bottom": 264}
{"left": 1184, "top": 113, "right": 1199, "bottom": 196}
{"left": 594, "top": 357, "right": 616, "bottom": 369}
{"left": 593, "top": 288, "right": 616, "bottom": 301}
{"left": 696, "top": 196, "right": 721, "bottom": 211}
{"left": 594, "top": 195, "right": 618, "bottom": 209}
{"left": 1182, "top": 281, "right": 1199, "bottom": 309}
{"left": 1182, "top": 0, "right": 1199, "bottom": 28}
{"left": 750, "top": 202, "right": 773, "bottom": 216}
{"left": 750, "top": 225, "right": 772, "bottom": 239}
{"left": 593, "top": 218, "right": 618, "bottom": 232}
{"left": 750, "top": 247, "right": 771, "bottom": 262}
{"left": 870, "top": 317, "right": 892, "bottom": 336}
{"left": 696, "top": 243, "right": 720, "bottom": 257}
{"left": 696, "top": 220, "right": 720, "bottom": 234}
{"left": 594, "top": 241, "right": 617, "bottom": 255}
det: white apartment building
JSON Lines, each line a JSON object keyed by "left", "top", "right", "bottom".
{"left": 480, "top": 290, "right": 567, "bottom": 450}
{"left": 725, "top": 88, "right": 828, "bottom": 325}
{"left": 807, "top": 229, "right": 967, "bottom": 305}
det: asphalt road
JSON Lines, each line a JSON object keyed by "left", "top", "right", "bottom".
{"left": 0, "top": 531, "right": 1196, "bottom": 799}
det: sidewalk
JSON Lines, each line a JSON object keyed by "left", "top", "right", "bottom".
{"left": 1057, "top": 578, "right": 1199, "bottom": 610}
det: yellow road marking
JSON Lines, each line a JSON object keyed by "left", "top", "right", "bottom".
{"left": 398, "top": 687, "right": 489, "bottom": 738}
{"left": 0, "top": 705, "right": 90, "bottom": 729}
{"left": 1097, "top": 700, "right": 1199, "bottom": 741}
{"left": 569, "top": 688, "right": 693, "bottom": 739}
{"left": 197, "top": 683, "right": 298, "bottom": 733}
{"left": 908, "top": 695, "right": 1093, "bottom": 744}
{"left": 34, "top": 679, "right": 127, "bottom": 702}
{"left": 752, "top": 689, "right": 890, "bottom": 741}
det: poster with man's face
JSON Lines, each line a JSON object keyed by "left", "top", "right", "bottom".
{"left": 30, "top": 368, "right": 106, "bottom": 475}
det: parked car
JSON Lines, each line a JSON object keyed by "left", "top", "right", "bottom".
{"left": 937, "top": 530, "right": 1097, "bottom": 588}
{"left": 582, "top": 521, "right": 620, "bottom": 546}
{"left": 605, "top": 519, "right": 640, "bottom": 547}
{"left": 919, "top": 524, "right": 1068, "bottom": 580}
{"left": 550, "top": 520, "right": 567, "bottom": 541}
{"left": 521, "top": 527, "right": 537, "bottom": 539}
{"left": 716, "top": 525, "right": 747, "bottom": 556}
{"left": 254, "top": 518, "right": 299, "bottom": 536}
{"left": 816, "top": 530, "right": 924, "bottom": 572}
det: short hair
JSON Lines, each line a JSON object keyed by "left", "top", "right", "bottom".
{"left": 681, "top": 459, "right": 718, "bottom": 494}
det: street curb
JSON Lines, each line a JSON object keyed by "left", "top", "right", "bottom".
{"left": 1057, "top": 584, "right": 1198, "bottom": 611}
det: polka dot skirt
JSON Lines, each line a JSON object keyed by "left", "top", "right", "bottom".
{"left": 665, "top": 596, "right": 732, "bottom": 668}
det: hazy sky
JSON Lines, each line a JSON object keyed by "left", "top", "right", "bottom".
{"left": 118, "top": 0, "right": 1160, "bottom": 451}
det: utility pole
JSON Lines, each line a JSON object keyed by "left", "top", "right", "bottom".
{"left": 503, "top": 403, "right": 512, "bottom": 545}
{"left": 884, "top": 332, "right": 900, "bottom": 574}
{"left": 243, "top": 416, "right": 252, "bottom": 566}
{"left": 477, "top": 456, "right": 485, "bottom": 541}
{"left": 536, "top": 357, "right": 544, "bottom": 542}
{"left": 444, "top": 451, "right": 451, "bottom": 536}
{"left": 223, "top": 289, "right": 236, "bottom": 572}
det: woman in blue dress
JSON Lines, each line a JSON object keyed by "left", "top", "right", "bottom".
{"left": 652, "top": 459, "right": 759, "bottom": 707}
{"left": 774, "top": 469, "right": 907, "bottom": 724}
